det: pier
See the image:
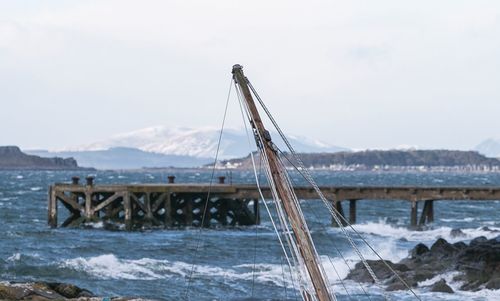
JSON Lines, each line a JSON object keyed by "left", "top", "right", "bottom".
{"left": 48, "top": 176, "right": 500, "bottom": 229}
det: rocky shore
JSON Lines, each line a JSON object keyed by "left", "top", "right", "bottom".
{"left": 346, "top": 235, "right": 500, "bottom": 293}
{"left": 0, "top": 281, "right": 146, "bottom": 301}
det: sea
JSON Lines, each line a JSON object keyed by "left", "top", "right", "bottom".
{"left": 0, "top": 170, "right": 499, "bottom": 301}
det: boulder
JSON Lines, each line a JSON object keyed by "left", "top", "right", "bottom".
{"left": 485, "top": 278, "right": 500, "bottom": 290}
{"left": 410, "top": 243, "right": 429, "bottom": 258}
{"left": 430, "top": 238, "right": 457, "bottom": 257}
{"left": 0, "top": 283, "right": 32, "bottom": 300}
{"left": 47, "top": 282, "right": 94, "bottom": 298}
{"left": 430, "top": 279, "right": 454, "bottom": 293}
{"left": 345, "top": 236, "right": 500, "bottom": 293}
{"left": 0, "top": 282, "right": 94, "bottom": 300}
{"left": 450, "top": 228, "right": 466, "bottom": 238}
{"left": 469, "top": 236, "right": 488, "bottom": 246}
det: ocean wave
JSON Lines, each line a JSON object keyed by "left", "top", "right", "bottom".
{"left": 62, "top": 254, "right": 172, "bottom": 280}
{"left": 416, "top": 271, "right": 500, "bottom": 301}
{"left": 6, "top": 253, "right": 21, "bottom": 262}
{"left": 62, "top": 254, "right": 301, "bottom": 287}
{"left": 339, "top": 220, "right": 500, "bottom": 244}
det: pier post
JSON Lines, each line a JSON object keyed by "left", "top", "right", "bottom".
{"left": 349, "top": 199, "right": 357, "bottom": 224}
{"left": 427, "top": 200, "right": 434, "bottom": 222}
{"left": 71, "top": 176, "right": 80, "bottom": 185}
{"left": 144, "top": 193, "right": 153, "bottom": 220}
{"left": 185, "top": 197, "right": 193, "bottom": 226}
{"left": 48, "top": 186, "right": 57, "bottom": 228}
{"left": 419, "top": 200, "right": 434, "bottom": 225}
{"left": 411, "top": 201, "right": 418, "bottom": 228}
{"left": 331, "top": 200, "right": 346, "bottom": 227}
{"left": 164, "top": 193, "right": 172, "bottom": 227}
{"left": 85, "top": 191, "right": 92, "bottom": 219}
{"left": 124, "top": 191, "right": 132, "bottom": 230}
{"left": 253, "top": 198, "right": 260, "bottom": 224}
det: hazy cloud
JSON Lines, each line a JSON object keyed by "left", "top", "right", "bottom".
{"left": 1, "top": 0, "right": 499, "bottom": 150}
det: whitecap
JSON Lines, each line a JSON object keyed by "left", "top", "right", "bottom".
{"left": 340, "top": 220, "right": 500, "bottom": 244}
{"left": 7, "top": 253, "right": 21, "bottom": 262}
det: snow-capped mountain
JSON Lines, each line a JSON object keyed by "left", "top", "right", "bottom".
{"left": 60, "top": 125, "right": 348, "bottom": 159}
{"left": 475, "top": 138, "right": 500, "bottom": 158}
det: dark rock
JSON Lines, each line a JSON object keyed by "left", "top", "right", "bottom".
{"left": 47, "top": 282, "right": 93, "bottom": 298}
{"left": 485, "top": 278, "right": 500, "bottom": 290}
{"left": 482, "top": 226, "right": 500, "bottom": 233}
{"left": 450, "top": 228, "right": 466, "bottom": 238}
{"left": 0, "top": 284, "right": 31, "bottom": 300}
{"left": 346, "top": 260, "right": 409, "bottom": 283}
{"left": 386, "top": 282, "right": 407, "bottom": 291}
{"left": 413, "top": 271, "right": 435, "bottom": 282}
{"left": 345, "top": 236, "right": 500, "bottom": 293}
{"left": 452, "top": 242, "right": 467, "bottom": 250}
{"left": 430, "top": 238, "right": 457, "bottom": 257}
{"left": 29, "top": 283, "right": 64, "bottom": 300}
{"left": 430, "top": 279, "right": 454, "bottom": 293}
{"left": 0, "top": 282, "right": 95, "bottom": 300}
{"left": 470, "top": 236, "right": 488, "bottom": 246}
{"left": 410, "top": 243, "right": 429, "bottom": 258}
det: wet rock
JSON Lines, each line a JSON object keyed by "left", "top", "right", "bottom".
{"left": 469, "top": 236, "right": 488, "bottom": 246}
{"left": 0, "top": 282, "right": 95, "bottom": 300}
{"left": 346, "top": 260, "right": 409, "bottom": 283}
{"left": 430, "top": 238, "right": 457, "bottom": 257}
{"left": 410, "top": 243, "right": 429, "bottom": 258}
{"left": 485, "top": 278, "right": 500, "bottom": 290}
{"left": 386, "top": 282, "right": 407, "bottom": 291}
{"left": 452, "top": 241, "right": 467, "bottom": 250}
{"left": 430, "top": 279, "right": 454, "bottom": 293}
{"left": 0, "top": 283, "right": 31, "bottom": 300}
{"left": 481, "top": 226, "right": 500, "bottom": 233}
{"left": 450, "top": 228, "right": 466, "bottom": 238}
{"left": 47, "top": 282, "right": 94, "bottom": 298}
{"left": 345, "top": 236, "right": 500, "bottom": 293}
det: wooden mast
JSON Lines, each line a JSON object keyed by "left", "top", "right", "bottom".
{"left": 232, "top": 64, "right": 333, "bottom": 301}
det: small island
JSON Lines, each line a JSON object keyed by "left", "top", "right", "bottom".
{"left": 0, "top": 146, "right": 82, "bottom": 170}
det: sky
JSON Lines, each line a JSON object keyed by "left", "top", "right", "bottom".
{"left": 0, "top": 0, "right": 499, "bottom": 151}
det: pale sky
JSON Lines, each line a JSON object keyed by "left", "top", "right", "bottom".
{"left": 1, "top": 0, "right": 499, "bottom": 151}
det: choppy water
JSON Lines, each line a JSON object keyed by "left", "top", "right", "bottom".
{"left": 1, "top": 170, "right": 499, "bottom": 301}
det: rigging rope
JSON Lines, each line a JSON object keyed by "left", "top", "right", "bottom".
{"left": 278, "top": 147, "right": 374, "bottom": 301}
{"left": 247, "top": 80, "right": 421, "bottom": 301}
{"left": 236, "top": 84, "right": 303, "bottom": 290}
{"left": 236, "top": 83, "right": 313, "bottom": 299}
{"left": 184, "top": 78, "right": 233, "bottom": 300}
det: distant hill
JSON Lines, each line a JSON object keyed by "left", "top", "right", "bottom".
{"left": 218, "top": 150, "right": 500, "bottom": 170}
{"left": 475, "top": 139, "right": 500, "bottom": 158}
{"left": 0, "top": 146, "right": 80, "bottom": 170}
{"left": 27, "top": 147, "right": 212, "bottom": 170}
{"left": 57, "top": 126, "right": 348, "bottom": 159}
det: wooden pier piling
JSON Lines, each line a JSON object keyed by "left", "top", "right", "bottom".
{"left": 349, "top": 200, "right": 357, "bottom": 224}
{"left": 48, "top": 178, "right": 500, "bottom": 230}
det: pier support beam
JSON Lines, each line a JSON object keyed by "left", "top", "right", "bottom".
{"left": 410, "top": 201, "right": 418, "bottom": 228}
{"left": 419, "top": 200, "right": 434, "bottom": 225}
{"left": 164, "top": 193, "right": 172, "bottom": 227}
{"left": 124, "top": 192, "right": 132, "bottom": 230}
{"left": 48, "top": 186, "right": 57, "bottom": 228}
{"left": 332, "top": 200, "right": 346, "bottom": 227}
{"left": 349, "top": 200, "right": 357, "bottom": 224}
{"left": 253, "top": 199, "right": 260, "bottom": 225}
